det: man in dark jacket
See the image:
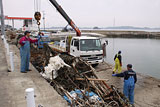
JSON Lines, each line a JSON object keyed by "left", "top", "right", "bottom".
{"left": 112, "top": 64, "right": 137, "bottom": 106}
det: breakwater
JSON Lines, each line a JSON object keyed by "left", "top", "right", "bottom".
{"left": 82, "top": 30, "right": 160, "bottom": 38}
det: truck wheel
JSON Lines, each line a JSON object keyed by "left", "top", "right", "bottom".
{"left": 92, "top": 64, "right": 99, "bottom": 67}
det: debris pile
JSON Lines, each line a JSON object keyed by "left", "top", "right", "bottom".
{"left": 41, "top": 55, "right": 71, "bottom": 79}
{"left": 30, "top": 44, "right": 130, "bottom": 106}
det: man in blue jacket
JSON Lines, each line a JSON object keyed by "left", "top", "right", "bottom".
{"left": 112, "top": 64, "right": 137, "bottom": 106}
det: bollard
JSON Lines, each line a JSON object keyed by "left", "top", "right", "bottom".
{"left": 6, "top": 43, "right": 9, "bottom": 55}
{"left": 10, "top": 52, "right": 14, "bottom": 72}
{"left": 25, "top": 88, "right": 35, "bottom": 107}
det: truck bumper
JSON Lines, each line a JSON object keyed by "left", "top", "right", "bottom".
{"left": 87, "top": 59, "right": 103, "bottom": 65}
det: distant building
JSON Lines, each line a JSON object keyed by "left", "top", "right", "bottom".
{"left": 1, "top": 16, "right": 38, "bottom": 31}
{"left": 22, "top": 18, "right": 38, "bottom": 31}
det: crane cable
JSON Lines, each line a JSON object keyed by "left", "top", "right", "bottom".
{"left": 34, "top": 0, "right": 41, "bottom": 12}
{"left": 34, "top": 0, "right": 41, "bottom": 32}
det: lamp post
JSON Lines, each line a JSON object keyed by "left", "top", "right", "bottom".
{"left": 0, "top": 0, "right": 6, "bottom": 37}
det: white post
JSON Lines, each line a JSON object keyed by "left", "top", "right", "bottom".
{"left": 1, "top": 35, "right": 4, "bottom": 39}
{"left": 3, "top": 37, "right": 6, "bottom": 48}
{"left": 25, "top": 88, "right": 35, "bottom": 107}
{"left": 6, "top": 43, "right": 9, "bottom": 55}
{"left": 10, "top": 52, "right": 14, "bottom": 72}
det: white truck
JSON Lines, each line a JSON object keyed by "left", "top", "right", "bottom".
{"left": 50, "top": 35, "right": 104, "bottom": 66}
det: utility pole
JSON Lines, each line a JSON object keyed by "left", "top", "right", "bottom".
{"left": 42, "top": 11, "right": 45, "bottom": 31}
{"left": 0, "top": 0, "right": 5, "bottom": 37}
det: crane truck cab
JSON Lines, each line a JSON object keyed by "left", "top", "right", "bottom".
{"left": 48, "top": 0, "right": 105, "bottom": 66}
{"left": 49, "top": 35, "right": 105, "bottom": 66}
{"left": 68, "top": 36, "right": 104, "bottom": 66}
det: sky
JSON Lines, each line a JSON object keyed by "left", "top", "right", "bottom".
{"left": 2, "top": 0, "right": 160, "bottom": 28}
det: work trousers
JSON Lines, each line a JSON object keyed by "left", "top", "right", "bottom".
{"left": 20, "top": 41, "right": 30, "bottom": 72}
{"left": 123, "top": 80, "right": 135, "bottom": 105}
{"left": 113, "top": 58, "right": 122, "bottom": 73}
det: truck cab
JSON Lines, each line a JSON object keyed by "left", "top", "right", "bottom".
{"left": 69, "top": 36, "right": 103, "bottom": 65}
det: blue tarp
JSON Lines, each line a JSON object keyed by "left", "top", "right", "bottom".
{"left": 63, "top": 89, "right": 101, "bottom": 104}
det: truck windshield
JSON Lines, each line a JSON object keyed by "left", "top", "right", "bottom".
{"left": 80, "top": 39, "right": 102, "bottom": 51}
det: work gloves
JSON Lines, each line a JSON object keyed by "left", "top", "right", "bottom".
{"left": 112, "top": 74, "right": 117, "bottom": 76}
{"left": 38, "top": 36, "right": 42, "bottom": 40}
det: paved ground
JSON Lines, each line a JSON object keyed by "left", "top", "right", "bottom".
{"left": 95, "top": 62, "right": 160, "bottom": 107}
{"left": 0, "top": 38, "right": 67, "bottom": 107}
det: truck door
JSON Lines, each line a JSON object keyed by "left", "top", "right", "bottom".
{"left": 70, "top": 39, "right": 80, "bottom": 57}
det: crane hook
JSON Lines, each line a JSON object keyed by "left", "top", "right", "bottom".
{"left": 34, "top": 12, "right": 41, "bottom": 21}
{"left": 34, "top": 11, "right": 41, "bottom": 32}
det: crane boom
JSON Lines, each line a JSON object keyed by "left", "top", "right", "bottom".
{"left": 49, "top": 0, "right": 81, "bottom": 36}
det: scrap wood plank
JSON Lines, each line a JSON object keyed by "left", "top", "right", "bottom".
{"left": 96, "top": 67, "right": 112, "bottom": 72}
{"left": 76, "top": 78, "right": 109, "bottom": 81}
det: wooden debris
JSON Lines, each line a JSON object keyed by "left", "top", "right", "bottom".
{"left": 76, "top": 78, "right": 109, "bottom": 81}
{"left": 30, "top": 44, "right": 131, "bottom": 107}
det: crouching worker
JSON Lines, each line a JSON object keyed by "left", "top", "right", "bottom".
{"left": 19, "top": 31, "right": 38, "bottom": 73}
{"left": 112, "top": 64, "right": 137, "bottom": 106}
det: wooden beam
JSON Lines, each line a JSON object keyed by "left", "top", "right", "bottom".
{"left": 76, "top": 78, "right": 109, "bottom": 81}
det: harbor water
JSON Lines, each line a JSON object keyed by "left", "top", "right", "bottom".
{"left": 104, "top": 38, "right": 160, "bottom": 79}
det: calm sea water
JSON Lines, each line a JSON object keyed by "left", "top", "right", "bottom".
{"left": 104, "top": 38, "right": 160, "bottom": 79}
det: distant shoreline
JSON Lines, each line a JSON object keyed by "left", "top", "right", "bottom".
{"left": 42, "top": 28, "right": 160, "bottom": 39}
{"left": 81, "top": 29, "right": 160, "bottom": 39}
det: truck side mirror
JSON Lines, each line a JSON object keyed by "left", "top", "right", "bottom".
{"left": 76, "top": 45, "right": 79, "bottom": 50}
